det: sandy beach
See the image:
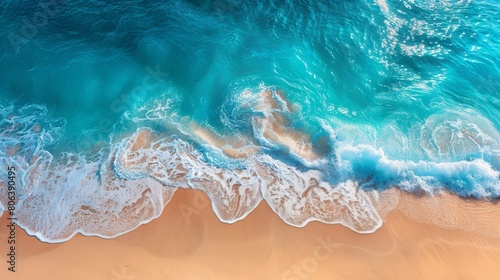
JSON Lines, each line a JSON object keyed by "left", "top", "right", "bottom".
{"left": 1, "top": 188, "right": 499, "bottom": 280}
{"left": 1, "top": 0, "right": 499, "bottom": 278}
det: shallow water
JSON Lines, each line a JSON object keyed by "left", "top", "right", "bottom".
{"left": 0, "top": 0, "right": 499, "bottom": 242}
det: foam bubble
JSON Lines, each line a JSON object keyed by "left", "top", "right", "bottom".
{"left": 0, "top": 104, "right": 177, "bottom": 242}
{"left": 222, "top": 87, "right": 331, "bottom": 166}
{"left": 15, "top": 144, "right": 176, "bottom": 243}
{"left": 115, "top": 128, "right": 263, "bottom": 223}
{"left": 0, "top": 104, "right": 64, "bottom": 202}
{"left": 113, "top": 126, "right": 383, "bottom": 232}
{"left": 124, "top": 92, "right": 181, "bottom": 124}
{"left": 336, "top": 144, "right": 500, "bottom": 197}
{"left": 5, "top": 88, "right": 500, "bottom": 242}
{"left": 250, "top": 89, "right": 328, "bottom": 164}
{"left": 256, "top": 154, "right": 382, "bottom": 233}
{"left": 0, "top": 104, "right": 65, "bottom": 158}
{"left": 420, "top": 109, "right": 500, "bottom": 162}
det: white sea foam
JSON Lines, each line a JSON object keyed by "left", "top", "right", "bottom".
{"left": 3, "top": 88, "right": 500, "bottom": 242}
{"left": 0, "top": 104, "right": 65, "bottom": 158}
{"left": 112, "top": 127, "right": 383, "bottom": 232}
{"left": 115, "top": 128, "right": 263, "bottom": 223}
{"left": 15, "top": 145, "right": 176, "bottom": 243}
{"left": 420, "top": 109, "right": 500, "bottom": 162}
{"left": 0, "top": 202, "right": 3, "bottom": 217}
{"left": 255, "top": 154, "right": 382, "bottom": 232}
{"left": 335, "top": 143, "right": 500, "bottom": 197}
{"left": 1, "top": 104, "right": 175, "bottom": 242}
{"left": 111, "top": 84, "right": 386, "bottom": 231}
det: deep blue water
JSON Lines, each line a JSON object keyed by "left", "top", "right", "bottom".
{"left": 0, "top": 0, "right": 500, "bottom": 241}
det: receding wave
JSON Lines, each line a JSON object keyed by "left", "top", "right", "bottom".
{"left": 1, "top": 86, "right": 500, "bottom": 242}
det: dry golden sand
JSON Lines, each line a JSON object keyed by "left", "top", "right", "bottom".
{"left": 1, "top": 189, "right": 500, "bottom": 280}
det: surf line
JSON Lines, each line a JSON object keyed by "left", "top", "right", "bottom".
{"left": 6, "top": 166, "right": 17, "bottom": 273}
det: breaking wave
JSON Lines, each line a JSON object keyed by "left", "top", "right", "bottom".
{"left": 1, "top": 86, "right": 499, "bottom": 242}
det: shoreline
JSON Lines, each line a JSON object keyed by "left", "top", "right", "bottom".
{"left": 1, "top": 188, "right": 499, "bottom": 280}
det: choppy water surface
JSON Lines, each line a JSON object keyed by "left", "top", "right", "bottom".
{"left": 0, "top": 0, "right": 499, "bottom": 242}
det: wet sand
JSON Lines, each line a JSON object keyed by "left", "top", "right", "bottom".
{"left": 1, "top": 188, "right": 500, "bottom": 280}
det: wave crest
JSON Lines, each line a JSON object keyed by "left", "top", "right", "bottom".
{"left": 2, "top": 87, "right": 500, "bottom": 242}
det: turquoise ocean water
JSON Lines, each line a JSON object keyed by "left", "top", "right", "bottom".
{"left": 0, "top": 0, "right": 499, "bottom": 241}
